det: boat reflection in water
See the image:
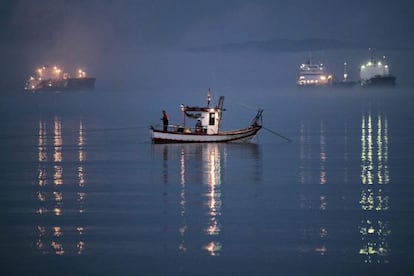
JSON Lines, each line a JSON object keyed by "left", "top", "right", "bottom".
{"left": 298, "top": 120, "right": 329, "bottom": 255}
{"left": 35, "top": 116, "right": 87, "bottom": 255}
{"left": 299, "top": 120, "right": 328, "bottom": 185}
{"left": 359, "top": 112, "right": 390, "bottom": 263}
{"left": 298, "top": 115, "right": 391, "bottom": 262}
{"left": 155, "top": 143, "right": 261, "bottom": 256}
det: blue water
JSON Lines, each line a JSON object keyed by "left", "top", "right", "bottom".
{"left": 1, "top": 86, "right": 414, "bottom": 275}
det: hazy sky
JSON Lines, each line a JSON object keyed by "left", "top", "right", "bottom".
{"left": 2, "top": 0, "right": 413, "bottom": 46}
{"left": 0, "top": 0, "right": 413, "bottom": 89}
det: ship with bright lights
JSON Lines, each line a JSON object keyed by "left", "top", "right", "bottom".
{"left": 25, "top": 65, "right": 96, "bottom": 92}
{"left": 359, "top": 49, "right": 396, "bottom": 87}
{"left": 297, "top": 58, "right": 332, "bottom": 86}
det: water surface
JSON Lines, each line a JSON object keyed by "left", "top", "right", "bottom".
{"left": 1, "top": 87, "right": 414, "bottom": 275}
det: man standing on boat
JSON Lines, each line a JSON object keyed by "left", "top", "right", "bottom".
{"left": 162, "top": 110, "right": 169, "bottom": 131}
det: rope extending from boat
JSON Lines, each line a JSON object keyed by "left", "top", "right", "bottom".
{"left": 262, "top": 126, "right": 292, "bottom": 142}
{"left": 86, "top": 125, "right": 147, "bottom": 133}
{"left": 234, "top": 102, "right": 291, "bottom": 142}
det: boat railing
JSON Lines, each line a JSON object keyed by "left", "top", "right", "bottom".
{"left": 251, "top": 109, "right": 263, "bottom": 127}
{"left": 151, "top": 124, "right": 208, "bottom": 134}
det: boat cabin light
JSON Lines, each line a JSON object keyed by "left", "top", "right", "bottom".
{"left": 78, "top": 69, "right": 86, "bottom": 78}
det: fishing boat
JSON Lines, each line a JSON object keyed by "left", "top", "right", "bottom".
{"left": 25, "top": 65, "right": 96, "bottom": 92}
{"left": 297, "top": 57, "right": 332, "bottom": 86}
{"left": 359, "top": 49, "right": 396, "bottom": 87}
{"left": 150, "top": 94, "right": 263, "bottom": 144}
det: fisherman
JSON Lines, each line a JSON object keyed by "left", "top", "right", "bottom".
{"left": 162, "top": 110, "right": 169, "bottom": 131}
{"left": 195, "top": 119, "right": 202, "bottom": 133}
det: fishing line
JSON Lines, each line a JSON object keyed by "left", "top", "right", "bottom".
{"left": 236, "top": 102, "right": 292, "bottom": 142}
{"left": 86, "top": 125, "right": 147, "bottom": 133}
{"left": 262, "top": 126, "right": 292, "bottom": 142}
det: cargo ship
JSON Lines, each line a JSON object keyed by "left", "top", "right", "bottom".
{"left": 297, "top": 57, "right": 332, "bottom": 86}
{"left": 332, "top": 62, "right": 356, "bottom": 88}
{"left": 359, "top": 49, "right": 396, "bottom": 87}
{"left": 25, "top": 65, "right": 96, "bottom": 92}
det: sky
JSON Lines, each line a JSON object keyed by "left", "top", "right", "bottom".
{"left": 0, "top": 0, "right": 413, "bottom": 90}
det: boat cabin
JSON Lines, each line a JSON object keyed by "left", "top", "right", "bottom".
{"left": 183, "top": 106, "right": 222, "bottom": 135}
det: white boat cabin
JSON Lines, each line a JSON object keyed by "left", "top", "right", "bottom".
{"left": 182, "top": 96, "right": 224, "bottom": 135}
{"left": 359, "top": 49, "right": 391, "bottom": 81}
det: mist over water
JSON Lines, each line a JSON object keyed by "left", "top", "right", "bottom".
{"left": 2, "top": 1, "right": 414, "bottom": 274}
{"left": 1, "top": 48, "right": 414, "bottom": 275}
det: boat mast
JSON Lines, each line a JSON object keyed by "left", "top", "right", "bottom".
{"left": 369, "top": 48, "right": 376, "bottom": 63}
{"left": 207, "top": 88, "right": 211, "bottom": 107}
{"left": 217, "top": 96, "right": 225, "bottom": 130}
{"left": 343, "top": 62, "right": 348, "bottom": 81}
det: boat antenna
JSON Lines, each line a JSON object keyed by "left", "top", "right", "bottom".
{"left": 369, "top": 48, "right": 376, "bottom": 63}
{"left": 207, "top": 88, "right": 211, "bottom": 106}
{"left": 343, "top": 62, "right": 348, "bottom": 81}
{"left": 217, "top": 96, "right": 225, "bottom": 129}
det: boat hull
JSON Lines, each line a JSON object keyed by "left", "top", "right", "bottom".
{"left": 25, "top": 77, "right": 96, "bottom": 92}
{"left": 332, "top": 81, "right": 357, "bottom": 88}
{"left": 150, "top": 126, "right": 261, "bottom": 144}
{"left": 360, "top": 75, "right": 396, "bottom": 87}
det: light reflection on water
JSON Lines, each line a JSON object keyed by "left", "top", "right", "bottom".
{"left": 359, "top": 112, "right": 390, "bottom": 264}
{"left": 25, "top": 106, "right": 397, "bottom": 269}
{"left": 155, "top": 143, "right": 261, "bottom": 257}
{"left": 297, "top": 112, "right": 392, "bottom": 261}
{"left": 35, "top": 117, "right": 86, "bottom": 255}
{"left": 298, "top": 120, "right": 329, "bottom": 255}
{"left": 298, "top": 120, "right": 328, "bottom": 185}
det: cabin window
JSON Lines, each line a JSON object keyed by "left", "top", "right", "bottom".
{"left": 209, "top": 113, "right": 215, "bottom": 125}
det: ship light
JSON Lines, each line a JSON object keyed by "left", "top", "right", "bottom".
{"left": 385, "top": 65, "right": 388, "bottom": 69}
{"left": 378, "top": 62, "right": 382, "bottom": 66}
{"left": 54, "top": 67, "right": 61, "bottom": 76}
{"left": 320, "top": 75, "right": 326, "bottom": 81}
{"left": 367, "top": 62, "right": 372, "bottom": 66}
{"left": 78, "top": 69, "right": 86, "bottom": 78}
{"left": 361, "top": 65, "right": 366, "bottom": 69}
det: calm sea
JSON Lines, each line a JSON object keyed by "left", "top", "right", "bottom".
{"left": 1, "top": 86, "right": 414, "bottom": 275}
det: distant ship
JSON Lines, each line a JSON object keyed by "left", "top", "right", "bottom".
{"left": 332, "top": 62, "right": 356, "bottom": 88}
{"left": 297, "top": 57, "right": 332, "bottom": 86}
{"left": 25, "top": 65, "right": 96, "bottom": 92}
{"left": 359, "top": 49, "right": 396, "bottom": 87}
